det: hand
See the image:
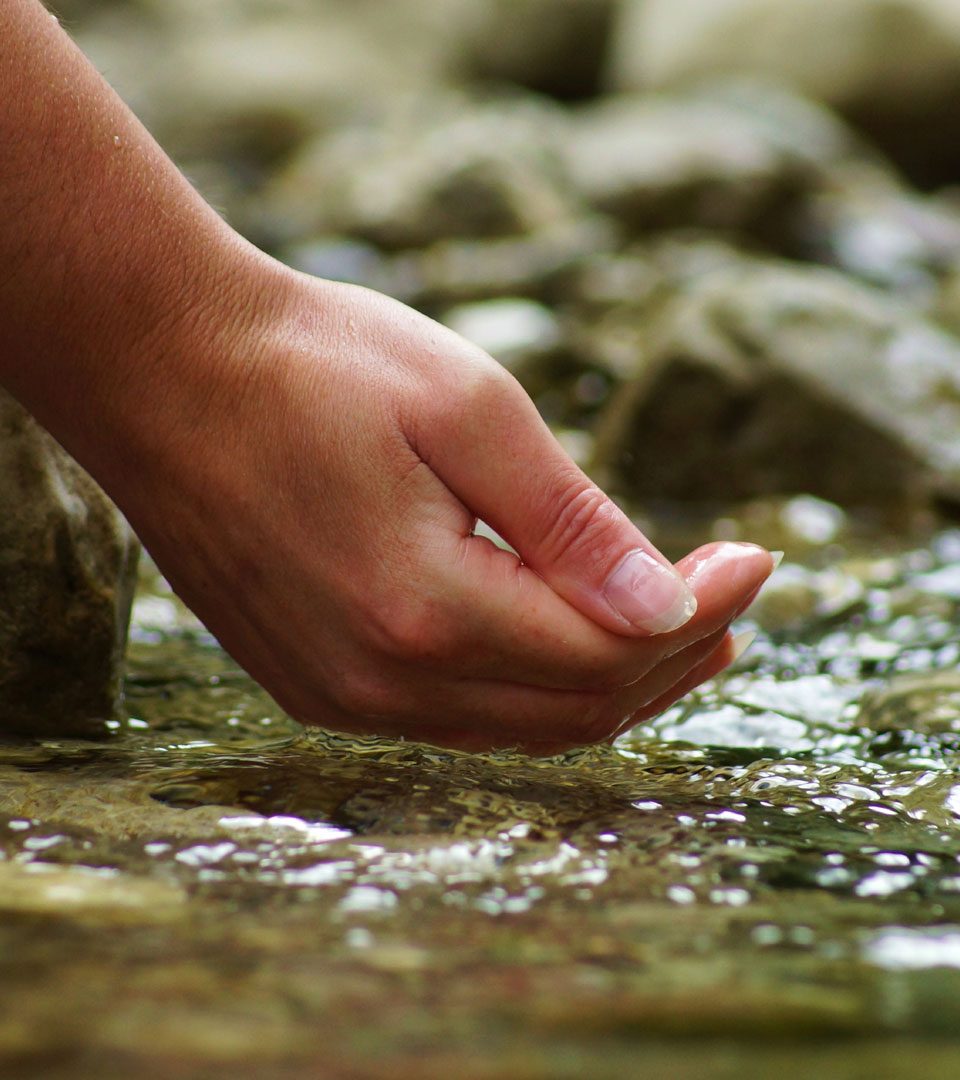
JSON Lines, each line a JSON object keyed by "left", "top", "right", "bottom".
{"left": 113, "top": 267, "right": 774, "bottom": 754}
{"left": 0, "top": 1, "right": 772, "bottom": 753}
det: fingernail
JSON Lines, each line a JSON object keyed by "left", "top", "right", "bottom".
{"left": 603, "top": 549, "right": 698, "bottom": 634}
{"left": 730, "top": 629, "right": 757, "bottom": 662}
{"left": 770, "top": 550, "right": 785, "bottom": 569}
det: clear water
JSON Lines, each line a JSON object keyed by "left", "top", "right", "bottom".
{"left": 4, "top": 513, "right": 960, "bottom": 1078}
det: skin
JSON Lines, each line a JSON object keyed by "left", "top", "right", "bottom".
{"left": 0, "top": 1, "right": 775, "bottom": 754}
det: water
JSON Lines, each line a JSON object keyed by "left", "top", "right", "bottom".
{"left": 4, "top": 520, "right": 960, "bottom": 1077}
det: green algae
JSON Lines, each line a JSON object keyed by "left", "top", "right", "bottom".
{"left": 4, "top": 523, "right": 960, "bottom": 1077}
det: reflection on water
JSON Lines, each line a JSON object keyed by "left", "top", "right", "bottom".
{"left": 5, "top": 530, "right": 960, "bottom": 1077}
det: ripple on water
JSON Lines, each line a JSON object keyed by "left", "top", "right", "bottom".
{"left": 4, "top": 534, "right": 960, "bottom": 1066}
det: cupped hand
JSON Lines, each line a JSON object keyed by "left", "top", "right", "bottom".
{"left": 119, "top": 264, "right": 774, "bottom": 754}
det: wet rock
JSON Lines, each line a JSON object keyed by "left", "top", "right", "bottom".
{"left": 560, "top": 238, "right": 751, "bottom": 384}
{"left": 0, "top": 392, "right": 139, "bottom": 737}
{"left": 0, "top": 861, "right": 186, "bottom": 922}
{"left": 858, "top": 671, "right": 960, "bottom": 734}
{"left": 264, "top": 96, "right": 578, "bottom": 250}
{"left": 609, "top": 0, "right": 960, "bottom": 187}
{"left": 591, "top": 252, "right": 960, "bottom": 509}
{"left": 563, "top": 82, "right": 860, "bottom": 240}
{"left": 749, "top": 564, "right": 867, "bottom": 635}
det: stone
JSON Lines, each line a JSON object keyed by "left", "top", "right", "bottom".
{"left": 0, "top": 392, "right": 139, "bottom": 737}
{"left": 441, "top": 298, "right": 562, "bottom": 372}
{"left": 402, "top": 216, "right": 617, "bottom": 308}
{"left": 608, "top": 0, "right": 960, "bottom": 187}
{"left": 75, "top": 1, "right": 491, "bottom": 165}
{"left": 440, "top": 297, "right": 608, "bottom": 428}
{"left": 793, "top": 176, "right": 960, "bottom": 301}
{"left": 590, "top": 251, "right": 960, "bottom": 509}
{"left": 264, "top": 96, "right": 579, "bottom": 250}
{"left": 563, "top": 82, "right": 860, "bottom": 240}
{"left": 858, "top": 671, "right": 960, "bottom": 734}
{"left": 467, "top": 0, "right": 618, "bottom": 101}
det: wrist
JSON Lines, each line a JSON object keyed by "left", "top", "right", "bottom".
{"left": 93, "top": 233, "right": 297, "bottom": 507}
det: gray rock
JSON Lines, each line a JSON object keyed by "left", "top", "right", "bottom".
{"left": 264, "top": 96, "right": 579, "bottom": 250}
{"left": 75, "top": 1, "right": 490, "bottom": 165}
{"left": 858, "top": 671, "right": 960, "bottom": 735}
{"left": 590, "top": 252, "right": 960, "bottom": 508}
{"left": 440, "top": 297, "right": 610, "bottom": 427}
{"left": 564, "top": 82, "right": 860, "bottom": 239}
{"left": 794, "top": 177, "right": 960, "bottom": 301}
{"left": 467, "top": 0, "right": 618, "bottom": 100}
{"left": 402, "top": 216, "right": 616, "bottom": 308}
{"left": 608, "top": 0, "right": 960, "bottom": 186}
{"left": 441, "top": 298, "right": 562, "bottom": 371}
{"left": 0, "top": 392, "right": 139, "bottom": 737}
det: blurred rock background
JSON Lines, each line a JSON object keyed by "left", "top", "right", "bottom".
{"left": 55, "top": 0, "right": 960, "bottom": 544}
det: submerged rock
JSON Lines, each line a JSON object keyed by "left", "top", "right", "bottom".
{"left": 590, "top": 253, "right": 960, "bottom": 509}
{"left": 859, "top": 671, "right": 960, "bottom": 735}
{"left": 0, "top": 392, "right": 139, "bottom": 737}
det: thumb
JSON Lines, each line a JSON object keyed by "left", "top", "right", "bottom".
{"left": 418, "top": 366, "right": 697, "bottom": 637}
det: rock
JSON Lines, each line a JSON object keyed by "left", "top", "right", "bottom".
{"left": 608, "top": 0, "right": 960, "bottom": 187}
{"left": 467, "top": 0, "right": 618, "bottom": 100}
{"left": 858, "top": 671, "right": 960, "bottom": 734}
{"left": 403, "top": 217, "right": 616, "bottom": 308}
{"left": 75, "top": 1, "right": 490, "bottom": 165}
{"left": 0, "top": 392, "right": 139, "bottom": 737}
{"left": 563, "top": 81, "right": 861, "bottom": 240}
{"left": 748, "top": 564, "right": 866, "bottom": 635}
{"left": 793, "top": 176, "right": 960, "bottom": 301}
{"left": 263, "top": 96, "right": 579, "bottom": 250}
{"left": 590, "top": 252, "right": 960, "bottom": 509}
{"left": 441, "top": 298, "right": 562, "bottom": 371}
{"left": 440, "top": 297, "right": 611, "bottom": 428}
{"left": 279, "top": 236, "right": 419, "bottom": 300}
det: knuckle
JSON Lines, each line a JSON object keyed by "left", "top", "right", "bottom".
{"left": 446, "top": 357, "right": 523, "bottom": 422}
{"left": 537, "top": 479, "right": 620, "bottom": 568}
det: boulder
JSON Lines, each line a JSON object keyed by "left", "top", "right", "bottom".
{"left": 402, "top": 217, "right": 616, "bottom": 309}
{"left": 791, "top": 175, "right": 960, "bottom": 300}
{"left": 75, "top": 0, "right": 491, "bottom": 165}
{"left": 0, "top": 393, "right": 139, "bottom": 737}
{"left": 608, "top": 0, "right": 960, "bottom": 187}
{"left": 263, "top": 96, "right": 579, "bottom": 250}
{"left": 859, "top": 671, "right": 960, "bottom": 734}
{"left": 590, "top": 252, "right": 960, "bottom": 509}
{"left": 467, "top": 0, "right": 618, "bottom": 100}
{"left": 563, "top": 82, "right": 862, "bottom": 240}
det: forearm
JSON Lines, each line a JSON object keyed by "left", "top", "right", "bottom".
{"left": 0, "top": 0, "right": 277, "bottom": 489}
